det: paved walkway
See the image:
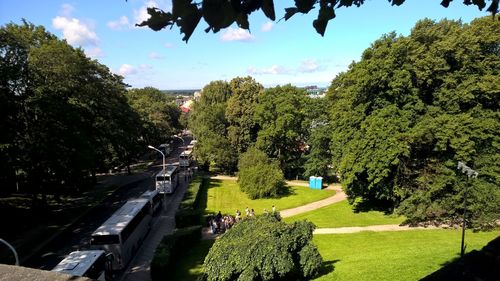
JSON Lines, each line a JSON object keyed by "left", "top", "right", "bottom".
{"left": 314, "top": 224, "right": 440, "bottom": 234}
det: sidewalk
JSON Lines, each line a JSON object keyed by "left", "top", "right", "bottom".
{"left": 314, "top": 224, "right": 440, "bottom": 234}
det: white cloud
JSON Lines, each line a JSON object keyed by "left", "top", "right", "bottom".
{"left": 85, "top": 47, "right": 103, "bottom": 59}
{"left": 107, "top": 16, "right": 131, "bottom": 30}
{"left": 148, "top": 52, "right": 163, "bottom": 59}
{"left": 220, "top": 27, "right": 255, "bottom": 42}
{"left": 299, "top": 59, "right": 322, "bottom": 73}
{"left": 164, "top": 42, "right": 174, "bottom": 48}
{"left": 134, "top": 0, "right": 160, "bottom": 26}
{"left": 139, "top": 64, "right": 152, "bottom": 70}
{"left": 118, "top": 64, "right": 137, "bottom": 76}
{"left": 52, "top": 16, "right": 98, "bottom": 46}
{"left": 261, "top": 21, "right": 273, "bottom": 32}
{"left": 247, "top": 65, "right": 288, "bottom": 75}
{"left": 60, "top": 3, "right": 74, "bottom": 17}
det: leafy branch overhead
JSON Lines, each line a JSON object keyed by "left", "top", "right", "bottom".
{"left": 134, "top": 0, "right": 499, "bottom": 42}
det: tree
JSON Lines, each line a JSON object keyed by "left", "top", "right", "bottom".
{"left": 255, "top": 85, "right": 309, "bottom": 178}
{"left": 0, "top": 21, "right": 144, "bottom": 203}
{"left": 189, "top": 80, "right": 237, "bottom": 172}
{"left": 135, "top": 0, "right": 499, "bottom": 42}
{"left": 226, "top": 76, "right": 263, "bottom": 154}
{"left": 126, "top": 87, "right": 181, "bottom": 145}
{"left": 203, "top": 214, "right": 323, "bottom": 281}
{"left": 237, "top": 147, "right": 285, "bottom": 199}
{"left": 327, "top": 16, "right": 500, "bottom": 228}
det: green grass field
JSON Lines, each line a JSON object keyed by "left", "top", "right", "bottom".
{"left": 205, "top": 179, "right": 334, "bottom": 216}
{"left": 284, "top": 200, "right": 405, "bottom": 228}
{"left": 313, "top": 229, "right": 500, "bottom": 281}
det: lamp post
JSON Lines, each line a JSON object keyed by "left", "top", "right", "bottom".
{"left": 148, "top": 145, "right": 165, "bottom": 175}
{"left": 457, "top": 161, "right": 478, "bottom": 257}
{"left": 0, "top": 238, "right": 19, "bottom": 265}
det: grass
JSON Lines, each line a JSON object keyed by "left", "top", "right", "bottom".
{"left": 170, "top": 239, "right": 214, "bottom": 281}
{"left": 313, "top": 229, "right": 500, "bottom": 281}
{"left": 205, "top": 179, "right": 334, "bottom": 216}
{"left": 284, "top": 200, "right": 405, "bottom": 228}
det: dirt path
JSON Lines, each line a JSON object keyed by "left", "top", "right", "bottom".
{"left": 314, "top": 224, "right": 440, "bottom": 234}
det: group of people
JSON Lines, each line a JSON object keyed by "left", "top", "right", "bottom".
{"left": 207, "top": 205, "right": 277, "bottom": 234}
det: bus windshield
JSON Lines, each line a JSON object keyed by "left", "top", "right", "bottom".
{"left": 156, "top": 176, "right": 171, "bottom": 181}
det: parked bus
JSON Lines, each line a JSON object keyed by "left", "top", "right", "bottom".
{"left": 52, "top": 250, "right": 111, "bottom": 281}
{"left": 179, "top": 150, "right": 193, "bottom": 167}
{"left": 155, "top": 165, "right": 179, "bottom": 194}
{"left": 90, "top": 198, "right": 152, "bottom": 270}
{"left": 140, "top": 189, "right": 162, "bottom": 215}
{"left": 187, "top": 140, "right": 197, "bottom": 151}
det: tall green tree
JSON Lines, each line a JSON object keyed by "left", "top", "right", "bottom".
{"left": 226, "top": 76, "right": 263, "bottom": 154}
{"left": 126, "top": 87, "right": 181, "bottom": 146}
{"left": 189, "top": 81, "right": 237, "bottom": 173}
{"left": 255, "top": 85, "right": 309, "bottom": 178}
{"left": 328, "top": 16, "right": 500, "bottom": 228}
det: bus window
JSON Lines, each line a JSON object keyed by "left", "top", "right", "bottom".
{"left": 91, "top": 235, "right": 120, "bottom": 245}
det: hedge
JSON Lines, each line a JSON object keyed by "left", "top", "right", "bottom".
{"left": 151, "top": 225, "right": 202, "bottom": 281}
{"left": 175, "top": 176, "right": 207, "bottom": 228}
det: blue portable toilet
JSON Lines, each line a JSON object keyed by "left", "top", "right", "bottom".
{"left": 316, "top": 177, "right": 323, "bottom": 189}
{"left": 309, "top": 176, "right": 316, "bottom": 189}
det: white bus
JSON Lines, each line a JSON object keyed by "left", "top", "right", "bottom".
{"left": 52, "top": 250, "right": 111, "bottom": 281}
{"left": 187, "top": 140, "right": 197, "bottom": 150}
{"left": 155, "top": 165, "right": 179, "bottom": 194}
{"left": 179, "top": 150, "right": 193, "bottom": 167}
{"left": 158, "top": 143, "right": 171, "bottom": 156}
{"left": 140, "top": 189, "right": 162, "bottom": 215}
{"left": 90, "top": 198, "right": 152, "bottom": 270}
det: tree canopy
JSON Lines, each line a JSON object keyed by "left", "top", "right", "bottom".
{"left": 327, "top": 16, "right": 500, "bottom": 228}
{"left": 135, "top": 0, "right": 499, "bottom": 42}
{"left": 202, "top": 214, "right": 323, "bottom": 281}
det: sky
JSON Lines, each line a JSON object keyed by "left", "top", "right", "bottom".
{"left": 0, "top": 0, "right": 490, "bottom": 90}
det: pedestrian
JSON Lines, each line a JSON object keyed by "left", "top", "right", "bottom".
{"left": 235, "top": 209, "right": 241, "bottom": 222}
{"left": 250, "top": 208, "right": 255, "bottom": 217}
{"left": 245, "top": 207, "right": 250, "bottom": 217}
{"left": 272, "top": 205, "right": 276, "bottom": 214}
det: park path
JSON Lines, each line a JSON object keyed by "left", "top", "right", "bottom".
{"left": 314, "top": 224, "right": 440, "bottom": 234}
{"left": 210, "top": 175, "right": 347, "bottom": 218}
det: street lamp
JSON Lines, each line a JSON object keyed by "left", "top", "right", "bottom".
{"left": 148, "top": 145, "right": 165, "bottom": 175}
{"left": 0, "top": 238, "right": 19, "bottom": 265}
{"left": 457, "top": 161, "right": 478, "bottom": 257}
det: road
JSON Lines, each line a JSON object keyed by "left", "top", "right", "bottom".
{"left": 23, "top": 136, "right": 191, "bottom": 276}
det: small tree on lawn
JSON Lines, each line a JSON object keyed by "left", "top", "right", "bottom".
{"left": 238, "top": 147, "right": 285, "bottom": 199}
{"left": 203, "top": 214, "right": 323, "bottom": 281}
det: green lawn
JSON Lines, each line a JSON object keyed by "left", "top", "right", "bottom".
{"left": 313, "top": 229, "right": 500, "bottom": 281}
{"left": 205, "top": 179, "right": 334, "bottom": 216}
{"left": 284, "top": 200, "right": 405, "bottom": 228}
{"left": 170, "top": 239, "right": 214, "bottom": 281}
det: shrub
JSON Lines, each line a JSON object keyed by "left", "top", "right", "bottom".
{"left": 175, "top": 176, "right": 207, "bottom": 227}
{"left": 203, "top": 214, "right": 322, "bottom": 281}
{"left": 151, "top": 225, "right": 202, "bottom": 281}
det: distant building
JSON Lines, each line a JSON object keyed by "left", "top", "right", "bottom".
{"left": 180, "top": 99, "right": 194, "bottom": 113}
{"left": 304, "top": 86, "right": 326, "bottom": 98}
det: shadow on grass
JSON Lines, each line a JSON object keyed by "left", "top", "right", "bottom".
{"left": 315, "top": 259, "right": 340, "bottom": 279}
{"left": 353, "top": 198, "right": 394, "bottom": 215}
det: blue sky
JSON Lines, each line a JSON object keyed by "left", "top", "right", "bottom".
{"left": 0, "top": 0, "right": 489, "bottom": 90}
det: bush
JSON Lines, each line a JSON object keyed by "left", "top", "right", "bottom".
{"left": 175, "top": 208, "right": 202, "bottom": 228}
{"left": 175, "top": 176, "right": 207, "bottom": 227}
{"left": 203, "top": 214, "right": 322, "bottom": 281}
{"left": 239, "top": 162, "right": 285, "bottom": 199}
{"left": 151, "top": 226, "right": 202, "bottom": 281}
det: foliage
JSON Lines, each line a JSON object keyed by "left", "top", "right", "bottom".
{"left": 203, "top": 214, "right": 323, "bottom": 281}
{"left": 313, "top": 229, "right": 500, "bottom": 281}
{"left": 327, "top": 17, "right": 500, "bottom": 228}
{"left": 189, "top": 80, "right": 237, "bottom": 173}
{"left": 255, "top": 85, "right": 309, "bottom": 178}
{"left": 151, "top": 226, "right": 202, "bottom": 281}
{"left": 226, "top": 77, "right": 263, "bottom": 154}
{"left": 237, "top": 148, "right": 286, "bottom": 199}
{"left": 0, "top": 21, "right": 144, "bottom": 202}
{"left": 135, "top": 0, "right": 499, "bottom": 42}
{"left": 126, "top": 87, "right": 181, "bottom": 145}
{"left": 176, "top": 176, "right": 207, "bottom": 227}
